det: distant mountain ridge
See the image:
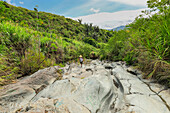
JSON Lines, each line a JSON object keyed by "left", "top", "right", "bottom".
{"left": 107, "top": 25, "right": 126, "bottom": 31}
{"left": 113, "top": 25, "right": 126, "bottom": 31}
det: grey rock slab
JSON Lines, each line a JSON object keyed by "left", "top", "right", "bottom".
{"left": 32, "top": 80, "right": 76, "bottom": 101}
{"left": 104, "top": 63, "right": 116, "bottom": 69}
{"left": 75, "top": 71, "right": 93, "bottom": 79}
{"left": 19, "top": 66, "right": 61, "bottom": 87}
{"left": 25, "top": 69, "right": 126, "bottom": 113}
{"left": 112, "top": 66, "right": 138, "bottom": 80}
{"left": 159, "top": 90, "right": 170, "bottom": 106}
{"left": 71, "top": 67, "right": 86, "bottom": 74}
{"left": 126, "top": 67, "right": 139, "bottom": 76}
{"left": 129, "top": 79, "right": 155, "bottom": 95}
{"left": 85, "top": 65, "right": 95, "bottom": 72}
{"left": 126, "top": 94, "right": 169, "bottom": 113}
{"left": 19, "top": 97, "right": 91, "bottom": 113}
{"left": 149, "top": 83, "right": 167, "bottom": 94}
{"left": 0, "top": 66, "right": 61, "bottom": 112}
{"left": 68, "top": 72, "right": 78, "bottom": 78}
{"left": 119, "top": 79, "right": 131, "bottom": 94}
{"left": 1, "top": 60, "right": 169, "bottom": 113}
{"left": 0, "top": 85, "right": 36, "bottom": 112}
{"left": 63, "top": 68, "right": 92, "bottom": 80}
{"left": 91, "top": 59, "right": 101, "bottom": 65}
{"left": 95, "top": 64, "right": 105, "bottom": 69}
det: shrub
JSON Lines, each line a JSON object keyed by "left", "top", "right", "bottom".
{"left": 20, "top": 49, "right": 55, "bottom": 76}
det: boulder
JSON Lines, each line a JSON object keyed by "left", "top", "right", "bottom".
{"left": 0, "top": 66, "right": 61, "bottom": 112}
{"left": 0, "top": 85, "right": 36, "bottom": 112}
{"left": 14, "top": 66, "right": 127, "bottom": 113}
{"left": 91, "top": 59, "right": 101, "bottom": 65}
{"left": 112, "top": 64, "right": 170, "bottom": 113}
{"left": 104, "top": 63, "right": 115, "bottom": 69}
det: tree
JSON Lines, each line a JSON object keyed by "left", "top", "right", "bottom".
{"left": 0, "top": 1, "right": 9, "bottom": 17}
{"left": 78, "top": 19, "right": 82, "bottom": 24}
{"left": 147, "top": 0, "right": 170, "bottom": 14}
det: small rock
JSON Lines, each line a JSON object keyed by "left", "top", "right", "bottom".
{"left": 127, "top": 67, "right": 138, "bottom": 76}
{"left": 104, "top": 64, "right": 115, "bottom": 69}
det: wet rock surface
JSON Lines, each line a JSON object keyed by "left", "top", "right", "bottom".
{"left": 0, "top": 60, "right": 169, "bottom": 113}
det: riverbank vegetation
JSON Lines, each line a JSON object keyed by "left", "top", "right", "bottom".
{"left": 0, "top": 0, "right": 169, "bottom": 87}
{"left": 101, "top": 0, "right": 170, "bottom": 86}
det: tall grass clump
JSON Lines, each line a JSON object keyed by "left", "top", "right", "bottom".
{"left": 128, "top": 12, "right": 170, "bottom": 86}
{"left": 99, "top": 0, "right": 170, "bottom": 86}
{"left": 124, "top": 0, "right": 170, "bottom": 86}
{"left": 0, "top": 21, "right": 63, "bottom": 85}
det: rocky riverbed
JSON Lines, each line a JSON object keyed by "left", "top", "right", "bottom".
{"left": 0, "top": 60, "right": 169, "bottom": 113}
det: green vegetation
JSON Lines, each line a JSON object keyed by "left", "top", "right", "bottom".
{"left": 0, "top": 1, "right": 107, "bottom": 85}
{"left": 0, "top": 21, "right": 98, "bottom": 85}
{"left": 100, "top": 0, "right": 170, "bottom": 86}
{"left": 0, "top": 0, "right": 169, "bottom": 87}
{"left": 0, "top": 1, "right": 112, "bottom": 42}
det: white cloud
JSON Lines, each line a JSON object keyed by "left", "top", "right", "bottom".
{"left": 19, "top": 2, "right": 24, "bottom": 5}
{"left": 73, "top": 8, "right": 148, "bottom": 29}
{"left": 90, "top": 8, "right": 100, "bottom": 13}
{"left": 108, "top": 0, "right": 148, "bottom": 6}
{"left": 6, "top": 0, "right": 11, "bottom": 4}
{"left": 5, "top": 0, "right": 16, "bottom": 6}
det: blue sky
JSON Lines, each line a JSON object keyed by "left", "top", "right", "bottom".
{"left": 4, "top": 0, "right": 147, "bottom": 17}
{"left": 4, "top": 0, "right": 149, "bottom": 29}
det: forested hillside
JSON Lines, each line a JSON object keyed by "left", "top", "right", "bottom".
{"left": 0, "top": 1, "right": 106, "bottom": 85}
{"left": 0, "top": 0, "right": 169, "bottom": 87}
{"left": 0, "top": 1, "right": 112, "bottom": 43}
